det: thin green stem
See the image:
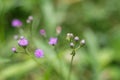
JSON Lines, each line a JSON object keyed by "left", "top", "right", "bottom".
{"left": 30, "top": 23, "right": 33, "bottom": 39}
{"left": 54, "top": 47, "right": 63, "bottom": 79}
{"left": 68, "top": 53, "right": 75, "bottom": 80}
{"left": 24, "top": 48, "right": 41, "bottom": 65}
{"left": 75, "top": 45, "right": 81, "bottom": 51}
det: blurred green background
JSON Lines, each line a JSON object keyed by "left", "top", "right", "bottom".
{"left": 0, "top": 0, "right": 120, "bottom": 80}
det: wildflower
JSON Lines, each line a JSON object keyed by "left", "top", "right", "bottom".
{"left": 66, "top": 33, "right": 74, "bottom": 41}
{"left": 34, "top": 49, "right": 44, "bottom": 58}
{"left": 49, "top": 37, "right": 58, "bottom": 46}
{"left": 12, "top": 19, "right": 22, "bottom": 27}
{"left": 40, "top": 29, "right": 46, "bottom": 36}
{"left": 18, "top": 37, "right": 28, "bottom": 47}
{"left": 12, "top": 47, "right": 17, "bottom": 53}
{"left": 80, "top": 39, "right": 86, "bottom": 46}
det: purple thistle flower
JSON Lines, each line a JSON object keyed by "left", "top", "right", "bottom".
{"left": 49, "top": 37, "right": 58, "bottom": 46}
{"left": 12, "top": 19, "right": 22, "bottom": 27}
{"left": 34, "top": 49, "right": 44, "bottom": 58}
{"left": 40, "top": 29, "right": 46, "bottom": 36}
{"left": 18, "top": 37, "right": 28, "bottom": 47}
{"left": 12, "top": 47, "right": 16, "bottom": 53}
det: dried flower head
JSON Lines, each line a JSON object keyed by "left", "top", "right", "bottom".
{"left": 34, "top": 49, "right": 44, "bottom": 58}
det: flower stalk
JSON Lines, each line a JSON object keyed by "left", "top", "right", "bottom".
{"left": 68, "top": 50, "right": 75, "bottom": 80}
{"left": 66, "top": 33, "right": 86, "bottom": 80}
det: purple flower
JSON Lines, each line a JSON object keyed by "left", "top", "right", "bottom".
{"left": 40, "top": 29, "right": 46, "bottom": 36}
{"left": 18, "top": 37, "right": 28, "bottom": 47}
{"left": 12, "top": 47, "right": 16, "bottom": 53}
{"left": 12, "top": 19, "right": 22, "bottom": 27}
{"left": 34, "top": 49, "right": 44, "bottom": 58}
{"left": 49, "top": 37, "right": 58, "bottom": 45}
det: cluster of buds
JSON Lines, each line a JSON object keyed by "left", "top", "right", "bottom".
{"left": 11, "top": 16, "right": 44, "bottom": 58}
{"left": 66, "top": 33, "right": 86, "bottom": 55}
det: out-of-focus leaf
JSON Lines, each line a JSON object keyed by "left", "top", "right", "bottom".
{"left": 0, "top": 58, "right": 11, "bottom": 63}
{"left": 0, "top": 59, "right": 39, "bottom": 80}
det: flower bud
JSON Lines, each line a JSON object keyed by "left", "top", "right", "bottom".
{"left": 66, "top": 33, "right": 74, "bottom": 41}
{"left": 26, "top": 16, "right": 33, "bottom": 23}
{"left": 14, "top": 35, "right": 18, "bottom": 40}
{"left": 80, "top": 39, "right": 85, "bottom": 46}
{"left": 40, "top": 29, "right": 46, "bottom": 36}
{"left": 26, "top": 19, "right": 31, "bottom": 23}
{"left": 70, "top": 42, "right": 74, "bottom": 48}
{"left": 12, "top": 19, "right": 22, "bottom": 27}
{"left": 18, "top": 37, "right": 29, "bottom": 48}
{"left": 28, "top": 16, "right": 33, "bottom": 21}
{"left": 12, "top": 47, "right": 17, "bottom": 53}
{"left": 49, "top": 37, "right": 58, "bottom": 46}
{"left": 34, "top": 49, "right": 44, "bottom": 58}
{"left": 74, "top": 36, "right": 79, "bottom": 41}
{"left": 56, "top": 26, "right": 62, "bottom": 35}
